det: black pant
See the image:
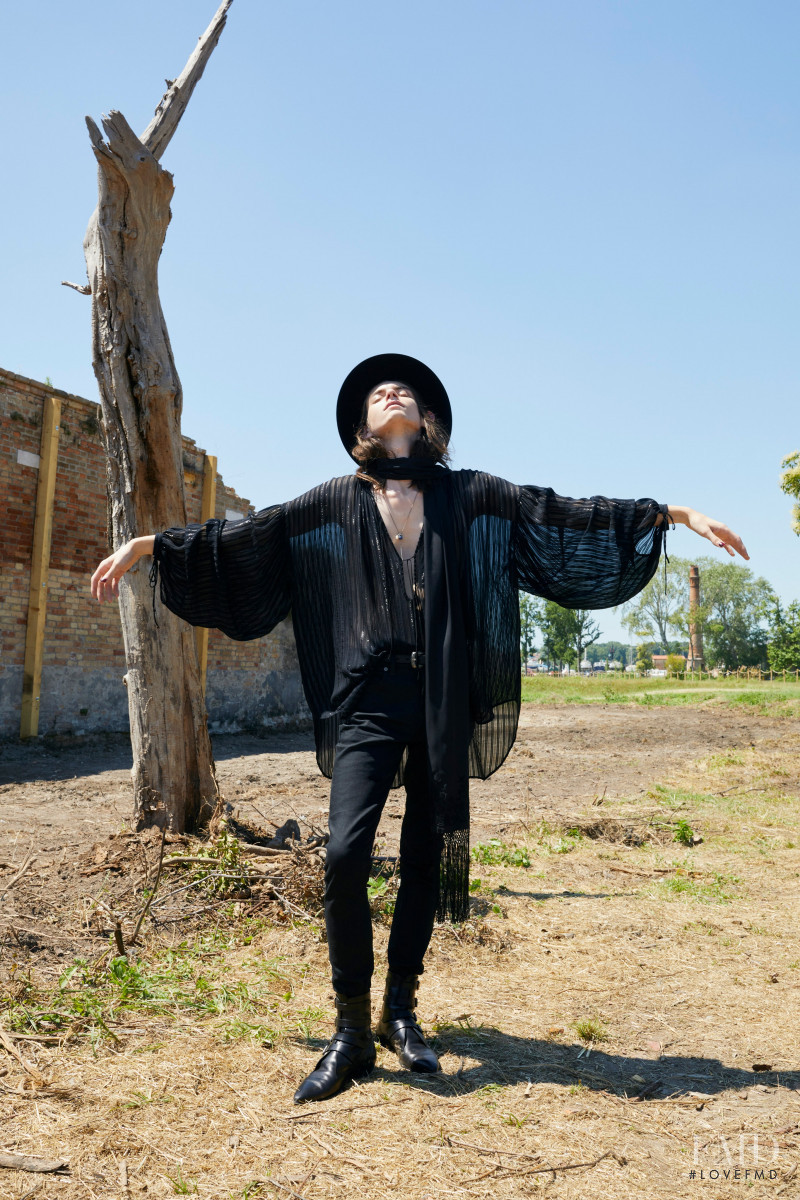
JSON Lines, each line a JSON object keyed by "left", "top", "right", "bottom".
{"left": 324, "top": 666, "right": 442, "bottom": 997}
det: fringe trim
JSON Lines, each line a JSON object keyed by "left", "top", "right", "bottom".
{"left": 435, "top": 828, "right": 471, "bottom": 924}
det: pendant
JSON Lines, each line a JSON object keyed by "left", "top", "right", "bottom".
{"left": 395, "top": 533, "right": 403, "bottom": 540}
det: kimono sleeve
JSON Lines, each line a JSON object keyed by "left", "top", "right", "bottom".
{"left": 152, "top": 505, "right": 291, "bottom": 640}
{"left": 513, "top": 485, "right": 669, "bottom": 609}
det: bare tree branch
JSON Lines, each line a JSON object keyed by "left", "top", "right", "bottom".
{"left": 141, "top": 0, "right": 235, "bottom": 160}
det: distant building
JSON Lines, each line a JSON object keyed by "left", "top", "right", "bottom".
{"left": 0, "top": 366, "right": 309, "bottom": 738}
{"left": 652, "top": 654, "right": 686, "bottom": 671}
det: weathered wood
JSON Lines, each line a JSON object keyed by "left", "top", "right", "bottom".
{"left": 0, "top": 1027, "right": 45, "bottom": 1085}
{"left": 20, "top": 397, "right": 61, "bottom": 739}
{"left": 195, "top": 454, "right": 218, "bottom": 691}
{"left": 81, "top": 5, "right": 234, "bottom": 831}
{"left": 0, "top": 1151, "right": 68, "bottom": 1174}
{"left": 141, "top": 0, "right": 234, "bottom": 161}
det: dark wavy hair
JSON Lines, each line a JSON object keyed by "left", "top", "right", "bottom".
{"left": 352, "top": 383, "right": 451, "bottom": 490}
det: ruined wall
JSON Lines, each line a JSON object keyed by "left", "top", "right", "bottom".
{"left": 0, "top": 367, "right": 308, "bottom": 738}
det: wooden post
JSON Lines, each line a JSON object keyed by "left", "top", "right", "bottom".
{"left": 20, "top": 397, "right": 61, "bottom": 738}
{"left": 195, "top": 454, "right": 218, "bottom": 693}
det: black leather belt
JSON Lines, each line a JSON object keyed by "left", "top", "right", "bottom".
{"left": 384, "top": 651, "right": 425, "bottom": 671}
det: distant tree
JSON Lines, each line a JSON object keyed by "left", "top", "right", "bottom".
{"left": 519, "top": 593, "right": 541, "bottom": 665}
{"left": 538, "top": 601, "right": 600, "bottom": 671}
{"left": 617, "top": 556, "right": 691, "bottom": 646}
{"left": 575, "top": 610, "right": 601, "bottom": 669}
{"left": 665, "top": 653, "right": 686, "bottom": 675}
{"left": 636, "top": 643, "right": 654, "bottom": 673}
{"left": 539, "top": 602, "right": 578, "bottom": 670}
{"left": 780, "top": 452, "right": 800, "bottom": 535}
{"left": 767, "top": 601, "right": 800, "bottom": 672}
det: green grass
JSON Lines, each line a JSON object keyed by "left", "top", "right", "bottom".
{"left": 650, "top": 869, "right": 742, "bottom": 904}
{"left": 573, "top": 1016, "right": 609, "bottom": 1043}
{"left": 471, "top": 839, "right": 532, "bottom": 867}
{"left": 2, "top": 930, "right": 297, "bottom": 1047}
{"left": 520, "top": 674, "right": 800, "bottom": 716}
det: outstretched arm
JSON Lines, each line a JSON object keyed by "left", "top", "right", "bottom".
{"left": 91, "top": 535, "right": 155, "bottom": 603}
{"left": 89, "top": 505, "right": 292, "bottom": 641}
{"left": 657, "top": 506, "right": 749, "bottom": 560}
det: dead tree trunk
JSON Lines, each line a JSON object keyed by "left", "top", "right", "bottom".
{"left": 78, "top": 1, "right": 234, "bottom": 831}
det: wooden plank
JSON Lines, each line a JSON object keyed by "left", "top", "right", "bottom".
{"left": 195, "top": 454, "right": 218, "bottom": 692}
{"left": 20, "top": 396, "right": 61, "bottom": 738}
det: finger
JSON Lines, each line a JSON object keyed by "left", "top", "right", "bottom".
{"left": 90, "top": 564, "right": 105, "bottom": 599}
{"left": 719, "top": 529, "right": 749, "bottom": 560}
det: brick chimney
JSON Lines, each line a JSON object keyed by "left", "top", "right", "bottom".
{"left": 687, "top": 564, "right": 704, "bottom": 669}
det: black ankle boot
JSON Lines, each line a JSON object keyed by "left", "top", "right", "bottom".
{"left": 293, "top": 991, "right": 376, "bottom": 1104}
{"left": 376, "top": 971, "right": 439, "bottom": 1073}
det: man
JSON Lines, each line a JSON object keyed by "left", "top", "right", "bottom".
{"left": 91, "top": 352, "right": 747, "bottom": 1103}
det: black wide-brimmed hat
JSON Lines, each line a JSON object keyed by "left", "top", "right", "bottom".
{"left": 336, "top": 353, "right": 452, "bottom": 460}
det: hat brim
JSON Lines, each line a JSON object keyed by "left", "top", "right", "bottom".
{"left": 337, "top": 353, "right": 452, "bottom": 461}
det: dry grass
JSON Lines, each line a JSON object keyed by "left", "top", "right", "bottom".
{"left": 2, "top": 706, "right": 800, "bottom": 1198}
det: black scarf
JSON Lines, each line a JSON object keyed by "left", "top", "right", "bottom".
{"left": 369, "top": 458, "right": 472, "bottom": 922}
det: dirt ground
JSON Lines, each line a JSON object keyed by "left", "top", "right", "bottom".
{"left": 2, "top": 702, "right": 800, "bottom": 1199}
{"left": 0, "top": 703, "right": 772, "bottom": 861}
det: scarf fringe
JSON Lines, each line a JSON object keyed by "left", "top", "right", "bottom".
{"left": 435, "top": 828, "right": 471, "bottom": 924}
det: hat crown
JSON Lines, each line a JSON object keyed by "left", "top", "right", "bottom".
{"left": 336, "top": 354, "right": 452, "bottom": 461}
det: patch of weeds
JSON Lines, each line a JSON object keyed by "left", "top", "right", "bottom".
{"left": 550, "top": 831, "right": 583, "bottom": 854}
{"left": 707, "top": 750, "right": 746, "bottom": 769}
{"left": 502, "top": 1112, "right": 529, "bottom": 1128}
{"left": 219, "top": 1018, "right": 277, "bottom": 1046}
{"left": 573, "top": 1017, "right": 608, "bottom": 1044}
{"left": 649, "top": 783, "right": 717, "bottom": 809}
{"left": 682, "top": 920, "right": 720, "bottom": 936}
{"left": 367, "top": 872, "right": 399, "bottom": 922}
{"left": 3, "top": 947, "right": 295, "bottom": 1046}
{"left": 239, "top": 1185, "right": 269, "bottom": 1200}
{"left": 568, "top": 1081, "right": 590, "bottom": 1095}
{"left": 673, "top": 819, "right": 697, "bottom": 846}
{"left": 180, "top": 818, "right": 250, "bottom": 898}
{"left": 653, "top": 870, "right": 741, "bottom": 904}
{"left": 293, "top": 1006, "right": 326, "bottom": 1042}
{"left": 167, "top": 1167, "right": 199, "bottom": 1195}
{"left": 476, "top": 1082, "right": 505, "bottom": 1108}
{"left": 471, "top": 840, "right": 532, "bottom": 867}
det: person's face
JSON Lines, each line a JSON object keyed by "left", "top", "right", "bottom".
{"left": 364, "top": 380, "right": 422, "bottom": 439}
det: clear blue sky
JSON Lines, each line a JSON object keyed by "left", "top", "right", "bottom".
{"left": 2, "top": 1, "right": 797, "bottom": 641}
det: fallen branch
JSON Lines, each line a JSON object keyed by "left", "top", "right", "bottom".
{"left": 248, "top": 1180, "right": 313, "bottom": 1200}
{"left": 130, "top": 828, "right": 167, "bottom": 945}
{"left": 0, "top": 1150, "right": 67, "bottom": 1173}
{"left": 0, "top": 1028, "right": 45, "bottom": 1086}
{"left": 164, "top": 856, "right": 280, "bottom": 869}
{"left": 0, "top": 853, "right": 37, "bottom": 897}
{"left": 271, "top": 890, "right": 318, "bottom": 922}
{"left": 444, "top": 1136, "right": 541, "bottom": 1161}
{"left": 463, "top": 1149, "right": 620, "bottom": 1184}
{"left": 277, "top": 1095, "right": 413, "bottom": 1120}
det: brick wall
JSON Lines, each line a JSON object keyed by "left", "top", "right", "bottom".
{"left": 0, "top": 367, "right": 308, "bottom": 738}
